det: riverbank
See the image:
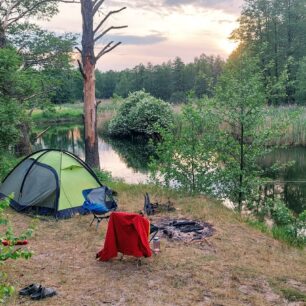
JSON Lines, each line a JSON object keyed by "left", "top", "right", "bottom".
{"left": 32, "top": 103, "right": 306, "bottom": 147}
{"left": 2, "top": 182, "right": 306, "bottom": 305}
{"left": 31, "top": 104, "right": 83, "bottom": 123}
{"left": 31, "top": 100, "right": 117, "bottom": 124}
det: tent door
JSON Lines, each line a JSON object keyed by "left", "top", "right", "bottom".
{"left": 19, "top": 162, "right": 59, "bottom": 212}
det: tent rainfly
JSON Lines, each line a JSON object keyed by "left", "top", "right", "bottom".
{"left": 0, "top": 149, "right": 101, "bottom": 218}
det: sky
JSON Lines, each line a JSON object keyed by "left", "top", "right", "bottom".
{"left": 36, "top": 0, "right": 244, "bottom": 71}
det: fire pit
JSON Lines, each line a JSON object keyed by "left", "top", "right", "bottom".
{"left": 154, "top": 218, "right": 215, "bottom": 243}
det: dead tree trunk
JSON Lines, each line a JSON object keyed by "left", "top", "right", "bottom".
{"left": 81, "top": 0, "right": 99, "bottom": 167}
{"left": 78, "top": 0, "right": 127, "bottom": 168}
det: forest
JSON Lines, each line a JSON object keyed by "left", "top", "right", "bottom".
{"left": 82, "top": 0, "right": 306, "bottom": 104}
{"left": 40, "top": 0, "right": 306, "bottom": 105}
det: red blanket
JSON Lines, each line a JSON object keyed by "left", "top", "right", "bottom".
{"left": 97, "top": 212, "right": 152, "bottom": 261}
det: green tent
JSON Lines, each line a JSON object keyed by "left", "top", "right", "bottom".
{"left": 0, "top": 149, "right": 101, "bottom": 218}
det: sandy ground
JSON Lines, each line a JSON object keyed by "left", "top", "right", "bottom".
{"left": 2, "top": 186, "right": 306, "bottom": 306}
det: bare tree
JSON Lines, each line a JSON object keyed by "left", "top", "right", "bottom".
{"left": 77, "top": 0, "right": 127, "bottom": 167}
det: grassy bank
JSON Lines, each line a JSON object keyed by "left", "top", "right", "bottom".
{"left": 32, "top": 104, "right": 83, "bottom": 123}
{"left": 32, "top": 100, "right": 118, "bottom": 124}
{"left": 2, "top": 182, "right": 306, "bottom": 305}
{"left": 32, "top": 102, "right": 306, "bottom": 147}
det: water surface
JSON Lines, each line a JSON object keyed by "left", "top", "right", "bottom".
{"left": 34, "top": 124, "right": 150, "bottom": 184}
{"left": 34, "top": 124, "right": 306, "bottom": 213}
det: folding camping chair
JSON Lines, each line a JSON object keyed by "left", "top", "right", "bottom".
{"left": 82, "top": 186, "right": 117, "bottom": 229}
{"left": 141, "top": 198, "right": 159, "bottom": 242}
{"left": 96, "top": 212, "right": 156, "bottom": 264}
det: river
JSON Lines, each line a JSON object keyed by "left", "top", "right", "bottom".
{"left": 33, "top": 123, "right": 306, "bottom": 214}
{"left": 33, "top": 124, "right": 150, "bottom": 184}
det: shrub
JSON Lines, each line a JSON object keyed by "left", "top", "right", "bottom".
{"left": 271, "top": 199, "right": 294, "bottom": 226}
{"left": 0, "top": 153, "right": 19, "bottom": 182}
{"left": 93, "top": 168, "right": 112, "bottom": 183}
{"left": 149, "top": 103, "right": 217, "bottom": 194}
{"left": 270, "top": 200, "right": 306, "bottom": 247}
{"left": 271, "top": 225, "right": 306, "bottom": 247}
{"left": 0, "top": 197, "right": 34, "bottom": 303}
{"left": 108, "top": 91, "right": 173, "bottom": 138}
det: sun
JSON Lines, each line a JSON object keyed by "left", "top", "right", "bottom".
{"left": 219, "top": 39, "right": 239, "bottom": 56}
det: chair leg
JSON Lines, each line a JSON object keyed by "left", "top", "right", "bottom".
{"left": 90, "top": 216, "right": 95, "bottom": 227}
{"left": 96, "top": 218, "right": 102, "bottom": 230}
{"left": 149, "top": 230, "right": 158, "bottom": 242}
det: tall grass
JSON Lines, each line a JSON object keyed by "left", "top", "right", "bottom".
{"left": 31, "top": 99, "right": 117, "bottom": 123}
{"left": 32, "top": 101, "right": 306, "bottom": 146}
{"left": 265, "top": 106, "right": 306, "bottom": 146}
{"left": 32, "top": 104, "right": 83, "bottom": 122}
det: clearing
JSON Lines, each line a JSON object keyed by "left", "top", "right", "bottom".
{"left": 2, "top": 184, "right": 306, "bottom": 306}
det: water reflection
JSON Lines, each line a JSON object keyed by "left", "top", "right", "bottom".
{"left": 33, "top": 124, "right": 150, "bottom": 184}
{"left": 105, "top": 137, "right": 156, "bottom": 173}
{"left": 261, "top": 147, "right": 306, "bottom": 214}
{"left": 35, "top": 126, "right": 85, "bottom": 156}
{"left": 34, "top": 124, "right": 306, "bottom": 213}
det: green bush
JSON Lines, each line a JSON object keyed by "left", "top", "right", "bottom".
{"left": 271, "top": 199, "right": 294, "bottom": 226}
{"left": 108, "top": 91, "right": 173, "bottom": 138}
{"left": 149, "top": 103, "right": 217, "bottom": 194}
{"left": 268, "top": 200, "right": 306, "bottom": 247}
{"left": 0, "top": 197, "right": 34, "bottom": 303}
{"left": 0, "top": 153, "right": 19, "bottom": 182}
{"left": 271, "top": 225, "right": 305, "bottom": 247}
{"left": 93, "top": 168, "right": 113, "bottom": 183}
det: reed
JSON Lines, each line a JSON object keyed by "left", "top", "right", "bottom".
{"left": 264, "top": 106, "right": 306, "bottom": 146}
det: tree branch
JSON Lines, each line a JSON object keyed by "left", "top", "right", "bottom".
{"left": 94, "top": 25, "right": 127, "bottom": 42}
{"left": 92, "top": 0, "right": 105, "bottom": 16}
{"left": 77, "top": 59, "right": 86, "bottom": 79}
{"left": 7, "top": 0, "right": 51, "bottom": 26}
{"left": 95, "top": 41, "right": 121, "bottom": 61}
{"left": 93, "top": 7, "right": 126, "bottom": 34}
{"left": 75, "top": 46, "right": 82, "bottom": 54}
{"left": 6, "top": 0, "right": 79, "bottom": 26}
{"left": 95, "top": 41, "right": 113, "bottom": 59}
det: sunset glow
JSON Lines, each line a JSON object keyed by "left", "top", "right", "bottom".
{"left": 36, "top": 0, "right": 243, "bottom": 71}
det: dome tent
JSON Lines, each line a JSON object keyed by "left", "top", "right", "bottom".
{"left": 0, "top": 149, "right": 101, "bottom": 218}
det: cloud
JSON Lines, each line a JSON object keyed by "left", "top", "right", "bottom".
{"left": 218, "top": 19, "right": 235, "bottom": 24}
{"left": 163, "top": 0, "right": 243, "bottom": 13}
{"left": 108, "top": 0, "right": 243, "bottom": 14}
{"left": 98, "top": 33, "right": 167, "bottom": 46}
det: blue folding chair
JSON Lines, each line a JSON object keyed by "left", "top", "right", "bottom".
{"left": 82, "top": 186, "right": 117, "bottom": 229}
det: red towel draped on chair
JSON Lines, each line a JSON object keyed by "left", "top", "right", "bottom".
{"left": 97, "top": 212, "right": 152, "bottom": 261}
